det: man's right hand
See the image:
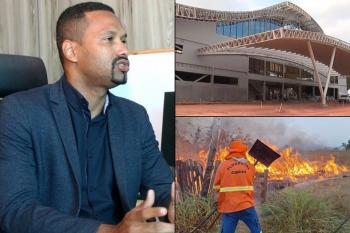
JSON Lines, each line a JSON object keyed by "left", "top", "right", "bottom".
{"left": 97, "top": 190, "right": 175, "bottom": 233}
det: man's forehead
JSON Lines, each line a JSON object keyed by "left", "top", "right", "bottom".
{"left": 84, "top": 10, "right": 126, "bottom": 35}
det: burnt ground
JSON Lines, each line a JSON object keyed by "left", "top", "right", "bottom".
{"left": 176, "top": 101, "right": 350, "bottom": 116}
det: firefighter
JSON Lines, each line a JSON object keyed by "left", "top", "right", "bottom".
{"left": 213, "top": 140, "right": 261, "bottom": 233}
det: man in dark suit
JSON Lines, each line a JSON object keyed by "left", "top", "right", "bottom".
{"left": 0, "top": 2, "right": 174, "bottom": 233}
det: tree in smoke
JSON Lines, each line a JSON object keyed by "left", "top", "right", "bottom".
{"left": 342, "top": 139, "right": 350, "bottom": 151}
{"left": 200, "top": 117, "right": 221, "bottom": 197}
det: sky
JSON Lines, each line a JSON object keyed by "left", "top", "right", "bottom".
{"left": 278, "top": 117, "right": 350, "bottom": 148}
{"left": 176, "top": 0, "right": 350, "bottom": 42}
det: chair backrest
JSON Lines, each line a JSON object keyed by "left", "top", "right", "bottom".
{"left": 0, "top": 54, "right": 48, "bottom": 98}
{"left": 161, "top": 91, "right": 175, "bottom": 167}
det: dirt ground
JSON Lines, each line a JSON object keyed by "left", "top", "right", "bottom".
{"left": 176, "top": 101, "right": 350, "bottom": 116}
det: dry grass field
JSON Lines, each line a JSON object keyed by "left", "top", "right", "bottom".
{"left": 176, "top": 101, "right": 350, "bottom": 116}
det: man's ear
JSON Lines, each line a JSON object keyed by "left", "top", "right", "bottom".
{"left": 62, "top": 40, "right": 78, "bottom": 63}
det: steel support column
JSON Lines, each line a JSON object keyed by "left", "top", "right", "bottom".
{"left": 307, "top": 40, "right": 326, "bottom": 106}
{"left": 263, "top": 81, "right": 266, "bottom": 102}
{"left": 210, "top": 73, "right": 214, "bottom": 102}
{"left": 323, "top": 46, "right": 337, "bottom": 103}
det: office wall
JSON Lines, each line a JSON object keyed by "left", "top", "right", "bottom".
{"left": 0, "top": 0, "right": 174, "bottom": 83}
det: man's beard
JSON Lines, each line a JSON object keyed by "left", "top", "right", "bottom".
{"left": 112, "top": 71, "right": 127, "bottom": 85}
{"left": 111, "top": 56, "right": 129, "bottom": 85}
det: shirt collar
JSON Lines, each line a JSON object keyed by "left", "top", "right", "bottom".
{"left": 62, "top": 76, "right": 110, "bottom": 115}
{"left": 103, "top": 94, "right": 109, "bottom": 114}
{"left": 62, "top": 76, "right": 88, "bottom": 112}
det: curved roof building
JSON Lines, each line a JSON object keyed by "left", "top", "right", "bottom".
{"left": 175, "top": 1, "right": 350, "bottom": 105}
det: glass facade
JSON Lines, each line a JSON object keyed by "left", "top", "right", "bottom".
{"left": 249, "top": 58, "right": 264, "bottom": 75}
{"left": 330, "top": 76, "right": 338, "bottom": 84}
{"left": 285, "top": 65, "right": 300, "bottom": 80}
{"left": 249, "top": 58, "right": 314, "bottom": 82}
{"left": 266, "top": 61, "right": 283, "bottom": 78}
{"left": 300, "top": 70, "right": 314, "bottom": 81}
{"left": 216, "top": 19, "right": 301, "bottom": 38}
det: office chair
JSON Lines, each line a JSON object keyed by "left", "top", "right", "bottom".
{"left": 161, "top": 91, "right": 175, "bottom": 167}
{"left": 0, "top": 54, "right": 48, "bottom": 99}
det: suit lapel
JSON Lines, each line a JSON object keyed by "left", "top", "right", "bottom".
{"left": 49, "top": 79, "right": 81, "bottom": 193}
{"left": 107, "top": 102, "right": 131, "bottom": 210}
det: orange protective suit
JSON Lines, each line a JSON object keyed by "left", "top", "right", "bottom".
{"left": 213, "top": 140, "right": 256, "bottom": 213}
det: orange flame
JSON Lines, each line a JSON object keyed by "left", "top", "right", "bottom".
{"left": 182, "top": 144, "right": 349, "bottom": 182}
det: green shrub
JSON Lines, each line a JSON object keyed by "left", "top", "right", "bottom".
{"left": 176, "top": 194, "right": 220, "bottom": 233}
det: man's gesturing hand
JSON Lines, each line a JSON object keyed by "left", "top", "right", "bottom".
{"left": 98, "top": 189, "right": 174, "bottom": 233}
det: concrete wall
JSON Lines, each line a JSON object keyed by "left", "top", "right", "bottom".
{"left": 176, "top": 18, "right": 228, "bottom": 45}
{"left": 176, "top": 81, "right": 248, "bottom": 102}
{"left": 337, "top": 76, "right": 348, "bottom": 95}
{"left": 176, "top": 65, "right": 249, "bottom": 102}
{"left": 176, "top": 18, "right": 248, "bottom": 73}
{"left": 175, "top": 18, "right": 249, "bottom": 102}
{"left": 176, "top": 39, "right": 249, "bottom": 73}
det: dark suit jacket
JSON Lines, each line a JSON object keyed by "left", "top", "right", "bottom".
{"left": 0, "top": 79, "right": 173, "bottom": 233}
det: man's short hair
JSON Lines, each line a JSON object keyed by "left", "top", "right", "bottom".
{"left": 56, "top": 2, "right": 115, "bottom": 64}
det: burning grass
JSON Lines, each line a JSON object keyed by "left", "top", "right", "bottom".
{"left": 181, "top": 145, "right": 350, "bottom": 182}
{"left": 306, "top": 150, "right": 350, "bottom": 167}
